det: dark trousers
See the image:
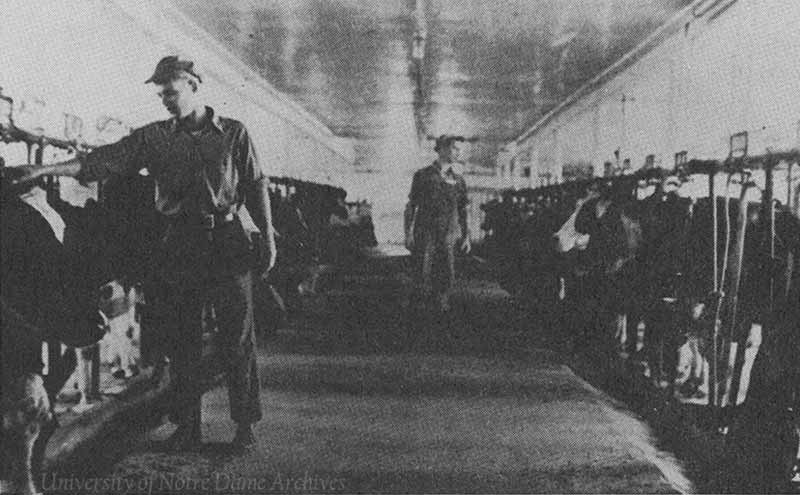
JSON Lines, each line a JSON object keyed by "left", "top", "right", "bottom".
{"left": 414, "top": 230, "right": 457, "bottom": 297}
{"left": 154, "top": 220, "right": 263, "bottom": 427}
{"left": 160, "top": 269, "right": 262, "bottom": 426}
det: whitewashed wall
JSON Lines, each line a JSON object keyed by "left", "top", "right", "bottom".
{"left": 0, "top": 0, "right": 352, "bottom": 188}
{"left": 516, "top": 0, "right": 800, "bottom": 181}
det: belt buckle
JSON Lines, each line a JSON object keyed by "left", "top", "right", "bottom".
{"left": 200, "top": 214, "right": 215, "bottom": 230}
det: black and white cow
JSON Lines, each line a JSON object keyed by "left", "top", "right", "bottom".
{"left": 1, "top": 174, "right": 106, "bottom": 494}
{"left": 552, "top": 182, "right": 650, "bottom": 358}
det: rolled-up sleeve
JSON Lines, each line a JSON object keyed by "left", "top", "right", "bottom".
{"left": 77, "top": 127, "right": 147, "bottom": 182}
{"left": 235, "top": 125, "right": 264, "bottom": 184}
{"left": 237, "top": 126, "right": 275, "bottom": 250}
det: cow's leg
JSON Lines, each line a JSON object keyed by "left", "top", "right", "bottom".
{"left": 2, "top": 373, "right": 52, "bottom": 495}
{"left": 675, "top": 339, "right": 693, "bottom": 387}
{"left": 680, "top": 302, "right": 710, "bottom": 397}
{"left": 731, "top": 323, "right": 762, "bottom": 406}
{"left": 662, "top": 302, "right": 684, "bottom": 390}
{"left": 614, "top": 313, "right": 627, "bottom": 355}
{"left": 674, "top": 302, "right": 702, "bottom": 394}
{"left": 42, "top": 344, "right": 75, "bottom": 401}
{"left": 644, "top": 304, "right": 670, "bottom": 387}
{"left": 70, "top": 347, "right": 95, "bottom": 412}
{"left": 674, "top": 334, "right": 708, "bottom": 400}
{"left": 29, "top": 415, "right": 57, "bottom": 495}
{"left": 0, "top": 428, "right": 38, "bottom": 495}
{"left": 691, "top": 331, "right": 706, "bottom": 383}
{"left": 792, "top": 430, "right": 800, "bottom": 485}
{"left": 568, "top": 274, "right": 591, "bottom": 353}
{"left": 619, "top": 303, "right": 644, "bottom": 359}
{"left": 115, "top": 286, "right": 140, "bottom": 379}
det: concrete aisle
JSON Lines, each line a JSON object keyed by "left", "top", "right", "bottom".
{"left": 51, "top": 254, "right": 693, "bottom": 494}
{"left": 101, "top": 353, "right": 690, "bottom": 494}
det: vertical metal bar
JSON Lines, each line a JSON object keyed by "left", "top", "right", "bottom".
{"left": 709, "top": 169, "right": 719, "bottom": 409}
{"left": 765, "top": 157, "right": 775, "bottom": 316}
{"left": 724, "top": 170, "right": 753, "bottom": 408}
{"left": 788, "top": 161, "right": 794, "bottom": 212}
{"left": 711, "top": 171, "right": 719, "bottom": 293}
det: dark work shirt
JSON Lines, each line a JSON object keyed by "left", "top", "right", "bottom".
{"left": 79, "top": 106, "right": 267, "bottom": 221}
{"left": 409, "top": 161, "right": 468, "bottom": 238}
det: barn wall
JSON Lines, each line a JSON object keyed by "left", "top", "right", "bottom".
{"left": 0, "top": 0, "right": 353, "bottom": 196}
{"left": 515, "top": 0, "right": 800, "bottom": 181}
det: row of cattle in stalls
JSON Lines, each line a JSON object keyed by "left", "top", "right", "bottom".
{"left": 0, "top": 129, "right": 374, "bottom": 494}
{"left": 100, "top": 172, "right": 377, "bottom": 339}
{"left": 481, "top": 153, "right": 800, "bottom": 490}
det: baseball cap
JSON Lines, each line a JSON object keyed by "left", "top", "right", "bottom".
{"left": 433, "top": 134, "right": 467, "bottom": 152}
{"left": 145, "top": 56, "right": 203, "bottom": 84}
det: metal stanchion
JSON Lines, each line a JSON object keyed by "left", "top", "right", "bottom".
{"left": 709, "top": 168, "right": 720, "bottom": 411}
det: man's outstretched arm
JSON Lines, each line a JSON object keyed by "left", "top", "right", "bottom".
{"left": 5, "top": 158, "right": 82, "bottom": 184}
{"left": 5, "top": 129, "right": 146, "bottom": 185}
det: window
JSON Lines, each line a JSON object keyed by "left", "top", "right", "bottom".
{"left": 730, "top": 131, "right": 748, "bottom": 158}
{"left": 674, "top": 151, "right": 688, "bottom": 168}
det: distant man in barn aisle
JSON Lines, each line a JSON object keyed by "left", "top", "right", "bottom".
{"left": 8, "top": 56, "right": 277, "bottom": 452}
{"left": 405, "top": 135, "right": 471, "bottom": 313}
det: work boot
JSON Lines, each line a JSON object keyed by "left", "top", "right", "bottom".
{"left": 231, "top": 422, "right": 257, "bottom": 451}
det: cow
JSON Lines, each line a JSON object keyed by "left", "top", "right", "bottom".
{"left": 552, "top": 181, "right": 649, "bottom": 360}
{"left": 482, "top": 187, "right": 579, "bottom": 318}
{"left": 553, "top": 179, "right": 719, "bottom": 388}
{"left": 555, "top": 173, "right": 799, "bottom": 406}
{"left": 98, "top": 281, "right": 141, "bottom": 379}
{"left": 552, "top": 189, "right": 596, "bottom": 255}
{"left": 1, "top": 308, "right": 55, "bottom": 495}
{"left": 1, "top": 172, "right": 106, "bottom": 495}
{"left": 729, "top": 202, "right": 800, "bottom": 490}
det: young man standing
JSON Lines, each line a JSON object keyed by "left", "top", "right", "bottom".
{"left": 405, "top": 135, "right": 471, "bottom": 313}
{"left": 9, "top": 56, "right": 276, "bottom": 451}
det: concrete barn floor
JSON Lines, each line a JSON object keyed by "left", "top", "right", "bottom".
{"left": 53, "top": 254, "right": 693, "bottom": 494}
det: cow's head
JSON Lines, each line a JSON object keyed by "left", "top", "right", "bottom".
{"left": 555, "top": 188, "right": 644, "bottom": 277}
{"left": 553, "top": 190, "right": 599, "bottom": 254}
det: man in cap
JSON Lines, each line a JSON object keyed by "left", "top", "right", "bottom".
{"left": 404, "top": 135, "right": 471, "bottom": 312}
{"left": 9, "top": 56, "right": 277, "bottom": 451}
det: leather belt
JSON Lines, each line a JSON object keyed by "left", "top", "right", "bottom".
{"left": 199, "top": 212, "right": 235, "bottom": 230}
